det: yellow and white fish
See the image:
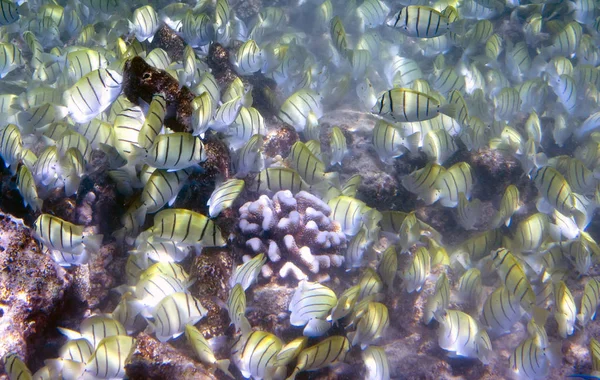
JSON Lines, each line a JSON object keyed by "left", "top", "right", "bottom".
{"left": 481, "top": 285, "right": 522, "bottom": 336}
{"left": 554, "top": 280, "right": 576, "bottom": 338}
{"left": 388, "top": 6, "right": 465, "bottom": 38}
{"left": 33, "top": 214, "right": 103, "bottom": 258}
{"left": 229, "top": 253, "right": 266, "bottom": 291}
{"left": 401, "top": 246, "right": 430, "bottom": 293}
{"left": 129, "top": 5, "right": 159, "bottom": 42}
{"left": 373, "top": 88, "right": 457, "bottom": 123}
{"left": 287, "top": 336, "right": 350, "bottom": 380}
{"left": 185, "top": 324, "right": 234, "bottom": 378}
{"left": 231, "top": 330, "right": 285, "bottom": 380}
{"left": 208, "top": 179, "right": 245, "bottom": 218}
{"left": 435, "top": 309, "right": 492, "bottom": 364}
{"left": 63, "top": 68, "right": 122, "bottom": 123}
{"left": 424, "top": 273, "right": 450, "bottom": 324}
{"left": 147, "top": 208, "right": 226, "bottom": 248}
{"left": 147, "top": 292, "right": 207, "bottom": 342}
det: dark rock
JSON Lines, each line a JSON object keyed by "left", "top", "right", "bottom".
{"left": 149, "top": 25, "right": 186, "bottom": 62}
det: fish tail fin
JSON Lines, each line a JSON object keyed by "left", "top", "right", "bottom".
{"left": 83, "top": 233, "right": 103, "bottom": 253}
{"left": 216, "top": 359, "right": 235, "bottom": 379}
{"left": 439, "top": 103, "right": 457, "bottom": 119}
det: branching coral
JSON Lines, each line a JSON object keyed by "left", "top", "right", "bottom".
{"left": 238, "top": 190, "right": 346, "bottom": 281}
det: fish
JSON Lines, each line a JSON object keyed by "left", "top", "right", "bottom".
{"left": 57, "top": 315, "right": 127, "bottom": 351}
{"left": 577, "top": 278, "right": 600, "bottom": 327}
{"left": 509, "top": 334, "right": 559, "bottom": 379}
{"left": 373, "top": 88, "right": 457, "bottom": 123}
{"left": 358, "top": 268, "right": 384, "bottom": 302}
{"left": 228, "top": 107, "right": 265, "bottom": 149}
{"left": 481, "top": 285, "right": 523, "bottom": 336}
{"left": 234, "top": 134, "right": 265, "bottom": 177}
{"left": 388, "top": 6, "right": 465, "bottom": 38}
{"left": 511, "top": 213, "right": 549, "bottom": 254}
{"left": 401, "top": 246, "right": 430, "bottom": 293}
{"left": 0, "top": 0, "right": 20, "bottom": 26}
{"left": 276, "top": 336, "right": 308, "bottom": 367}
{"left": 329, "top": 126, "right": 347, "bottom": 166}
{"left": 0, "top": 123, "right": 22, "bottom": 174}
{"left": 362, "top": 346, "right": 390, "bottom": 380}
{"left": 491, "top": 248, "right": 537, "bottom": 314}
{"left": 423, "top": 129, "right": 458, "bottom": 165}
{"left": 424, "top": 272, "right": 450, "bottom": 324}
{"left": 185, "top": 324, "right": 234, "bottom": 378}
{"left": 330, "top": 16, "right": 348, "bottom": 57}
{"left": 132, "top": 271, "right": 190, "bottom": 308}
{"left": 140, "top": 168, "right": 191, "bottom": 214}
{"left": 554, "top": 280, "right": 577, "bottom": 339}
{"left": 58, "top": 339, "right": 94, "bottom": 363}
{"left": 457, "top": 268, "right": 482, "bottom": 305}
{"left": 253, "top": 167, "right": 310, "bottom": 194}
{"left": 378, "top": 246, "right": 398, "bottom": 289}
{"left": 227, "top": 283, "right": 251, "bottom": 335}
{"left": 278, "top": 89, "right": 323, "bottom": 131}
{"left": 349, "top": 302, "right": 389, "bottom": 348}
{"left": 82, "top": 336, "right": 136, "bottom": 379}
{"left": 142, "top": 133, "right": 206, "bottom": 171}
{"left": 435, "top": 309, "right": 492, "bottom": 364}
{"left": 3, "top": 352, "right": 32, "bottom": 380}
{"left": 401, "top": 163, "right": 445, "bottom": 205}
{"left": 289, "top": 280, "right": 336, "bottom": 336}
{"left": 147, "top": 208, "right": 226, "bottom": 248}
{"left": 208, "top": 179, "right": 245, "bottom": 218}
{"left": 231, "top": 330, "right": 285, "bottom": 380}
{"left": 0, "top": 43, "right": 24, "bottom": 78}
{"left": 63, "top": 69, "right": 123, "bottom": 123}
{"left": 287, "top": 336, "right": 350, "bottom": 380}
{"left": 328, "top": 195, "right": 368, "bottom": 236}
{"left": 491, "top": 184, "right": 521, "bottom": 228}
{"left": 181, "top": 11, "right": 214, "bottom": 48}
{"left": 129, "top": 5, "right": 159, "bottom": 42}
{"left": 33, "top": 214, "right": 103, "bottom": 257}
{"left": 229, "top": 253, "right": 266, "bottom": 291}
{"left": 64, "top": 49, "right": 110, "bottom": 85}
{"left": 372, "top": 120, "right": 420, "bottom": 163}
{"left": 147, "top": 292, "right": 207, "bottom": 342}
{"left": 435, "top": 162, "right": 475, "bottom": 208}
{"left": 16, "top": 164, "right": 42, "bottom": 212}
{"left": 138, "top": 94, "right": 166, "bottom": 150}
{"left": 232, "top": 39, "right": 264, "bottom": 75}
{"left": 456, "top": 192, "right": 482, "bottom": 230}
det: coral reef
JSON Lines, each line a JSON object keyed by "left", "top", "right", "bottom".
{"left": 237, "top": 190, "right": 346, "bottom": 281}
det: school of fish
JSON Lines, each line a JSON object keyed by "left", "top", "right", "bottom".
{"left": 2, "top": 0, "right": 600, "bottom": 378}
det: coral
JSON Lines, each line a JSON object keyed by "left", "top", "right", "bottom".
{"left": 263, "top": 124, "right": 299, "bottom": 159}
{"left": 237, "top": 190, "right": 346, "bottom": 281}
{"left": 149, "top": 25, "right": 185, "bottom": 62}
{"left": 122, "top": 57, "right": 195, "bottom": 133}
{"left": 206, "top": 43, "right": 238, "bottom": 88}
{"left": 0, "top": 213, "right": 70, "bottom": 374}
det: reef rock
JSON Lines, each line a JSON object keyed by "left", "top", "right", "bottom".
{"left": 0, "top": 212, "right": 70, "bottom": 374}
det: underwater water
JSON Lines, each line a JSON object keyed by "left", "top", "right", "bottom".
{"left": 2, "top": 0, "right": 600, "bottom": 379}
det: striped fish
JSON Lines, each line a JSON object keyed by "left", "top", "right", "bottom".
{"left": 402, "top": 246, "right": 430, "bottom": 293}
{"left": 234, "top": 134, "right": 264, "bottom": 177}
{"left": 401, "top": 163, "right": 445, "bottom": 205}
{"left": 0, "top": 123, "right": 22, "bottom": 174}
{"left": 16, "top": 164, "right": 42, "bottom": 212}
{"left": 148, "top": 292, "right": 207, "bottom": 342}
{"left": 330, "top": 16, "right": 348, "bottom": 56}
{"left": 134, "top": 271, "right": 190, "bottom": 307}
{"left": 231, "top": 330, "right": 284, "bottom": 380}
{"left": 83, "top": 336, "right": 136, "bottom": 379}
{"left": 289, "top": 280, "right": 336, "bottom": 335}
{"left": 378, "top": 246, "right": 398, "bottom": 289}
{"left": 3, "top": 353, "right": 32, "bottom": 380}
{"left": 578, "top": 278, "right": 600, "bottom": 327}
{"left": 424, "top": 129, "right": 457, "bottom": 165}
{"left": 481, "top": 286, "right": 522, "bottom": 335}
{"left": 591, "top": 338, "right": 600, "bottom": 373}
{"left": 0, "top": 43, "right": 24, "bottom": 78}
{"left": 148, "top": 208, "right": 225, "bottom": 248}
{"left": 509, "top": 337, "right": 551, "bottom": 379}
{"left": 33, "top": 214, "right": 103, "bottom": 257}
{"left": 276, "top": 336, "right": 308, "bottom": 367}
{"left": 436, "top": 309, "right": 492, "bottom": 363}
{"left": 229, "top": 253, "right": 266, "bottom": 291}
{"left": 329, "top": 126, "right": 347, "bottom": 166}
{"left": 372, "top": 120, "right": 420, "bottom": 163}
{"left": 227, "top": 283, "right": 251, "bottom": 335}
{"left": 228, "top": 106, "right": 265, "bottom": 149}
{"left": 181, "top": 11, "right": 214, "bottom": 48}
{"left": 74, "top": 119, "right": 115, "bottom": 150}
{"left": 185, "top": 325, "right": 234, "bottom": 378}
{"left": 512, "top": 213, "right": 548, "bottom": 253}
{"left": 554, "top": 280, "right": 576, "bottom": 338}
{"left": 208, "top": 179, "right": 245, "bottom": 217}
{"left": 0, "top": 0, "right": 19, "bottom": 26}
{"left": 279, "top": 89, "right": 323, "bottom": 131}
{"left": 287, "top": 336, "right": 350, "bottom": 380}
{"left": 63, "top": 69, "right": 123, "bottom": 123}
{"left": 424, "top": 273, "right": 450, "bottom": 324}
{"left": 144, "top": 133, "right": 206, "bottom": 171}
{"left": 232, "top": 39, "right": 264, "bottom": 75}
{"left": 532, "top": 166, "right": 575, "bottom": 216}
{"left": 191, "top": 92, "right": 214, "bottom": 138}
{"left": 130, "top": 5, "right": 159, "bottom": 42}
{"left": 65, "top": 49, "right": 110, "bottom": 85}
{"left": 58, "top": 339, "right": 94, "bottom": 363}
{"left": 457, "top": 268, "right": 482, "bottom": 305}
{"left": 389, "top": 6, "right": 465, "bottom": 38}
{"left": 253, "top": 167, "right": 310, "bottom": 194}
{"left": 57, "top": 315, "right": 126, "bottom": 351}
{"left": 435, "top": 162, "right": 474, "bottom": 208}
{"left": 491, "top": 248, "right": 536, "bottom": 314}
{"left": 350, "top": 302, "right": 389, "bottom": 349}
{"left": 491, "top": 185, "right": 521, "bottom": 228}
{"left": 328, "top": 196, "right": 368, "bottom": 236}
{"left": 138, "top": 94, "right": 166, "bottom": 150}
{"left": 287, "top": 141, "right": 332, "bottom": 185}
{"left": 329, "top": 284, "right": 360, "bottom": 323}
{"left": 362, "top": 346, "right": 390, "bottom": 380}
{"left": 373, "top": 88, "right": 457, "bottom": 123}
